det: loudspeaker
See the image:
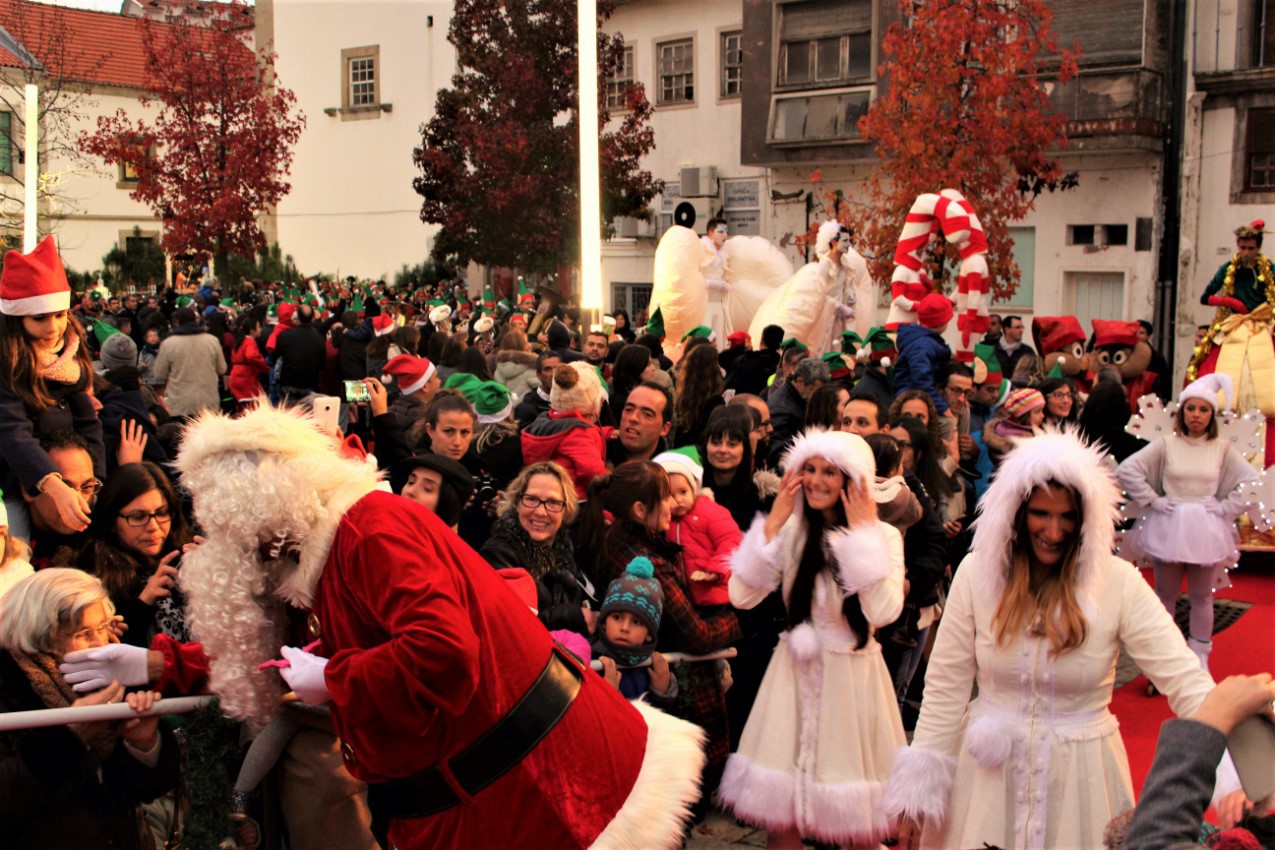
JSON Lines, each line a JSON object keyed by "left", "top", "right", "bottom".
{"left": 673, "top": 201, "right": 699, "bottom": 228}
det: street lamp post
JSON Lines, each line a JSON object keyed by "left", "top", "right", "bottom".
{"left": 577, "top": 0, "right": 602, "bottom": 319}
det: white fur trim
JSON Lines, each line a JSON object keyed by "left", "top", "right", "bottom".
{"left": 729, "top": 515, "right": 785, "bottom": 592}
{"left": 787, "top": 622, "right": 821, "bottom": 663}
{"left": 1181, "top": 373, "right": 1233, "bottom": 411}
{"left": 825, "top": 525, "right": 893, "bottom": 595}
{"left": 964, "top": 713, "right": 1014, "bottom": 768}
{"left": 878, "top": 746, "right": 957, "bottom": 827}
{"left": 781, "top": 428, "right": 874, "bottom": 483}
{"left": 969, "top": 426, "right": 1122, "bottom": 607}
{"left": 815, "top": 220, "right": 842, "bottom": 256}
{"left": 718, "top": 754, "right": 892, "bottom": 844}
{"left": 0, "top": 290, "right": 71, "bottom": 316}
{"left": 476, "top": 397, "right": 514, "bottom": 425}
{"left": 589, "top": 700, "right": 706, "bottom": 850}
{"left": 397, "top": 361, "right": 436, "bottom": 397}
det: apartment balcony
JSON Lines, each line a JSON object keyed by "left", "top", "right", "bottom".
{"left": 1045, "top": 67, "right": 1166, "bottom": 152}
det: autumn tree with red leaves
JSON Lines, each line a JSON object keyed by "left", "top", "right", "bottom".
{"left": 79, "top": 0, "right": 304, "bottom": 270}
{"left": 413, "top": 0, "right": 660, "bottom": 275}
{"left": 839, "top": 0, "right": 1078, "bottom": 301}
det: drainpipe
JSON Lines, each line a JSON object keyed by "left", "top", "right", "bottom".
{"left": 1155, "top": 0, "right": 1188, "bottom": 370}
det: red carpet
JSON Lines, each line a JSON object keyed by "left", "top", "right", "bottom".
{"left": 1113, "top": 558, "right": 1275, "bottom": 797}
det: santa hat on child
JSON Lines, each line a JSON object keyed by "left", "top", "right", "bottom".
{"left": 916, "top": 293, "right": 954, "bottom": 330}
{"left": 654, "top": 447, "right": 704, "bottom": 497}
{"left": 372, "top": 314, "right": 395, "bottom": 337}
{"left": 0, "top": 236, "right": 70, "bottom": 316}
{"left": 382, "top": 354, "right": 436, "bottom": 396}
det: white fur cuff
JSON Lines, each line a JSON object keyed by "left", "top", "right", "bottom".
{"left": 729, "top": 515, "right": 784, "bottom": 592}
{"left": 826, "top": 525, "right": 893, "bottom": 595}
{"left": 878, "top": 746, "right": 957, "bottom": 827}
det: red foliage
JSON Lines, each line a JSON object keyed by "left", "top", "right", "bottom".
{"left": 834, "top": 0, "right": 1079, "bottom": 301}
{"left": 79, "top": 1, "right": 304, "bottom": 263}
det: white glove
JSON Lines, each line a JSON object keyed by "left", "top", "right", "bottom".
{"left": 1150, "top": 497, "right": 1176, "bottom": 515}
{"left": 60, "top": 643, "right": 151, "bottom": 693}
{"left": 279, "top": 646, "right": 331, "bottom": 705}
{"left": 893, "top": 295, "right": 916, "bottom": 311}
{"left": 836, "top": 303, "right": 856, "bottom": 320}
{"left": 1202, "top": 497, "right": 1228, "bottom": 518}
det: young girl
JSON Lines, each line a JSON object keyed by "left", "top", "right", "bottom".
{"left": 229, "top": 314, "right": 269, "bottom": 411}
{"left": 653, "top": 448, "right": 742, "bottom": 608}
{"left": 719, "top": 428, "right": 905, "bottom": 850}
{"left": 982, "top": 386, "right": 1045, "bottom": 468}
{"left": 1118, "top": 373, "right": 1258, "bottom": 674}
{"left": 0, "top": 237, "right": 106, "bottom": 541}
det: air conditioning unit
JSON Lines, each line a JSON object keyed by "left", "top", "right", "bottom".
{"left": 613, "top": 216, "right": 641, "bottom": 238}
{"left": 670, "top": 197, "right": 717, "bottom": 231}
{"left": 680, "top": 164, "right": 718, "bottom": 197}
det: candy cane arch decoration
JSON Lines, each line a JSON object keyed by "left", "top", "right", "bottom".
{"left": 885, "top": 189, "right": 990, "bottom": 363}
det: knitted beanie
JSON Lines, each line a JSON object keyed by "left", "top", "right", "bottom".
{"left": 599, "top": 556, "right": 664, "bottom": 666}
{"left": 1002, "top": 387, "right": 1045, "bottom": 420}
{"left": 99, "top": 332, "right": 138, "bottom": 372}
{"left": 916, "top": 293, "right": 954, "bottom": 329}
{"left": 549, "top": 361, "right": 603, "bottom": 417}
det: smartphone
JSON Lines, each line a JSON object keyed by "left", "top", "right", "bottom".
{"left": 311, "top": 395, "right": 340, "bottom": 435}
{"left": 344, "top": 380, "right": 371, "bottom": 404}
{"left": 1228, "top": 715, "right": 1275, "bottom": 801}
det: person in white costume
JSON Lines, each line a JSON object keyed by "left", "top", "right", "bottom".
{"left": 717, "top": 428, "right": 906, "bottom": 850}
{"left": 748, "top": 222, "right": 873, "bottom": 355}
{"left": 881, "top": 429, "right": 1216, "bottom": 850}
{"left": 1117, "top": 373, "right": 1258, "bottom": 674}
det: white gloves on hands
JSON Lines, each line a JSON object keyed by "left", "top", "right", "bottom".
{"left": 1202, "top": 497, "right": 1228, "bottom": 518}
{"left": 1150, "top": 497, "right": 1176, "bottom": 515}
{"left": 279, "top": 646, "right": 331, "bottom": 705}
{"left": 836, "top": 303, "right": 856, "bottom": 320}
{"left": 60, "top": 643, "right": 150, "bottom": 693}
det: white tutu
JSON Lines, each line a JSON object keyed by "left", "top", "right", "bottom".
{"left": 1120, "top": 501, "right": 1239, "bottom": 567}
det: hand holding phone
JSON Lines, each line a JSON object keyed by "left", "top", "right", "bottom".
{"left": 344, "top": 380, "right": 371, "bottom": 403}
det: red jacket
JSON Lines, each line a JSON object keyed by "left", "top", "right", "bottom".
{"left": 666, "top": 495, "right": 742, "bottom": 607}
{"left": 520, "top": 410, "right": 608, "bottom": 499}
{"left": 228, "top": 337, "right": 268, "bottom": 402}
{"left": 313, "top": 493, "right": 691, "bottom": 850}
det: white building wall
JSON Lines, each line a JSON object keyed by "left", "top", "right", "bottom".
{"left": 270, "top": 0, "right": 454, "bottom": 280}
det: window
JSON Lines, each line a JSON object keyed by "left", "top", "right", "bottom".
{"left": 657, "top": 182, "right": 681, "bottom": 237}
{"left": 1068, "top": 224, "right": 1096, "bottom": 246}
{"left": 607, "top": 45, "right": 635, "bottom": 110}
{"left": 1003, "top": 227, "right": 1036, "bottom": 308}
{"left": 722, "top": 178, "right": 761, "bottom": 235}
{"left": 657, "top": 38, "right": 694, "bottom": 105}
{"left": 341, "top": 46, "right": 380, "bottom": 110}
{"left": 720, "top": 31, "right": 742, "bottom": 99}
{"left": 611, "top": 283, "right": 652, "bottom": 323}
{"left": 1064, "top": 271, "right": 1124, "bottom": 329}
{"left": 0, "top": 112, "right": 12, "bottom": 177}
{"left": 770, "top": 89, "right": 871, "bottom": 143}
{"left": 1252, "top": 0, "right": 1274, "bottom": 67}
{"left": 777, "top": 0, "right": 873, "bottom": 89}
{"left": 1247, "top": 107, "right": 1275, "bottom": 192}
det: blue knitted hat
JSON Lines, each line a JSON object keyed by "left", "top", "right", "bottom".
{"left": 600, "top": 556, "right": 663, "bottom": 640}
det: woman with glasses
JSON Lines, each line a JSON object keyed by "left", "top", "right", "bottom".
{"left": 1037, "top": 376, "right": 1080, "bottom": 427}
{"left": 480, "top": 462, "right": 596, "bottom": 636}
{"left": 0, "top": 568, "right": 176, "bottom": 850}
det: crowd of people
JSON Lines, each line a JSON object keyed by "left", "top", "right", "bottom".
{"left": 0, "top": 224, "right": 1272, "bottom": 850}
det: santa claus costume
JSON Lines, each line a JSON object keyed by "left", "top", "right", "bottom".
{"left": 176, "top": 404, "right": 705, "bottom": 850}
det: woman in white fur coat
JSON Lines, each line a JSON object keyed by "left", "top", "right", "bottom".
{"left": 717, "top": 428, "right": 907, "bottom": 850}
{"left": 880, "top": 430, "right": 1216, "bottom": 850}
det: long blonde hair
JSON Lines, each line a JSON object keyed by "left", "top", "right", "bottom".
{"left": 991, "top": 483, "right": 1089, "bottom": 657}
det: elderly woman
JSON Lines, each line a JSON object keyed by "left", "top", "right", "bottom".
{"left": 480, "top": 461, "right": 594, "bottom": 635}
{"left": 0, "top": 569, "right": 176, "bottom": 850}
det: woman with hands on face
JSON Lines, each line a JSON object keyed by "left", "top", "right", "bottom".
{"left": 718, "top": 428, "right": 907, "bottom": 850}
{"left": 0, "top": 569, "right": 178, "bottom": 850}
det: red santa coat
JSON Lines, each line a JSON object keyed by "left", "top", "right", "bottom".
{"left": 312, "top": 492, "right": 696, "bottom": 850}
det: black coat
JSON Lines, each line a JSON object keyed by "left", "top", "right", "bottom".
{"left": 725, "top": 349, "right": 780, "bottom": 397}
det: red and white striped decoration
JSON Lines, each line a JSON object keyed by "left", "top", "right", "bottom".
{"left": 885, "top": 193, "right": 941, "bottom": 329}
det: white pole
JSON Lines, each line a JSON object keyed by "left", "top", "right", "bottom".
{"left": 577, "top": 0, "right": 602, "bottom": 312}
{"left": 0, "top": 695, "right": 214, "bottom": 732}
{"left": 23, "top": 83, "right": 38, "bottom": 251}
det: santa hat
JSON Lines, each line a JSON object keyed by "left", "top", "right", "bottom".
{"left": 916, "top": 293, "right": 954, "bottom": 329}
{"left": 682, "top": 325, "right": 715, "bottom": 343}
{"left": 654, "top": 447, "right": 703, "bottom": 496}
{"left": 499, "top": 567, "right": 539, "bottom": 613}
{"left": 1179, "top": 372, "right": 1233, "bottom": 411}
{"left": 1031, "top": 315, "right": 1086, "bottom": 356}
{"left": 444, "top": 372, "right": 513, "bottom": 423}
{"left": 371, "top": 314, "right": 395, "bottom": 337}
{"left": 382, "top": 354, "right": 436, "bottom": 396}
{"left": 550, "top": 361, "right": 604, "bottom": 417}
{"left": 727, "top": 331, "right": 750, "bottom": 349}
{"left": 1002, "top": 387, "right": 1045, "bottom": 420}
{"left": 1091, "top": 319, "right": 1139, "bottom": 349}
{"left": 0, "top": 236, "right": 70, "bottom": 316}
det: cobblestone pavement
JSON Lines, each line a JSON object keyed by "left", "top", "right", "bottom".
{"left": 684, "top": 810, "right": 767, "bottom": 848}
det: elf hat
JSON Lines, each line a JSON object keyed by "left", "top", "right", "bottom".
{"left": 509, "top": 312, "right": 528, "bottom": 327}
{"left": 444, "top": 372, "right": 513, "bottom": 423}
{"left": 727, "top": 331, "right": 750, "bottom": 348}
{"left": 382, "top": 354, "right": 436, "bottom": 396}
{"left": 0, "top": 236, "right": 70, "bottom": 316}
{"left": 1091, "top": 319, "right": 1139, "bottom": 349}
{"left": 600, "top": 556, "right": 664, "bottom": 639}
{"left": 92, "top": 318, "right": 121, "bottom": 345}
{"left": 175, "top": 295, "right": 195, "bottom": 310}
{"left": 1002, "top": 387, "right": 1045, "bottom": 420}
{"left": 682, "top": 325, "right": 716, "bottom": 343}
{"left": 654, "top": 447, "right": 704, "bottom": 496}
{"left": 916, "top": 293, "right": 954, "bottom": 329}
{"left": 781, "top": 337, "right": 808, "bottom": 353}
{"left": 1179, "top": 372, "right": 1233, "bottom": 412}
{"left": 517, "top": 277, "right": 535, "bottom": 303}
{"left": 863, "top": 327, "right": 895, "bottom": 365}
{"left": 646, "top": 306, "right": 665, "bottom": 339}
{"left": 266, "top": 304, "right": 279, "bottom": 323}
{"left": 822, "top": 351, "right": 852, "bottom": 379}
{"left": 1032, "top": 315, "right": 1086, "bottom": 356}
{"left": 841, "top": 330, "right": 864, "bottom": 357}
{"left": 372, "top": 314, "right": 395, "bottom": 337}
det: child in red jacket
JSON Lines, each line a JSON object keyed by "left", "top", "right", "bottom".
{"left": 654, "top": 448, "right": 742, "bottom": 607}
{"left": 520, "top": 362, "right": 610, "bottom": 499}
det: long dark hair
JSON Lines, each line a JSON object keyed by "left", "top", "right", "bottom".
{"left": 0, "top": 312, "right": 93, "bottom": 410}
{"left": 785, "top": 498, "right": 870, "bottom": 649}
{"left": 233, "top": 314, "right": 262, "bottom": 351}
{"left": 579, "top": 461, "right": 671, "bottom": 589}
{"left": 611, "top": 344, "right": 652, "bottom": 400}
{"left": 698, "top": 404, "right": 755, "bottom": 484}
{"left": 79, "top": 462, "right": 191, "bottom": 599}
{"left": 674, "top": 344, "right": 724, "bottom": 435}
{"left": 890, "top": 415, "right": 956, "bottom": 506}
{"left": 458, "top": 346, "right": 493, "bottom": 381}
{"left": 805, "top": 384, "right": 846, "bottom": 430}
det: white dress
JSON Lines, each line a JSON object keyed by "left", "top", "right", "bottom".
{"left": 1117, "top": 434, "right": 1258, "bottom": 568}
{"left": 884, "top": 551, "right": 1215, "bottom": 850}
{"left": 717, "top": 516, "right": 907, "bottom": 844}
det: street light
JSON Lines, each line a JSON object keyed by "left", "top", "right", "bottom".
{"left": 577, "top": 0, "right": 602, "bottom": 315}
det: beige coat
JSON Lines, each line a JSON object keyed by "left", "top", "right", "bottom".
{"left": 153, "top": 329, "right": 227, "bottom": 417}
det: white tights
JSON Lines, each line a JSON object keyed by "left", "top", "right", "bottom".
{"left": 1151, "top": 560, "right": 1214, "bottom": 644}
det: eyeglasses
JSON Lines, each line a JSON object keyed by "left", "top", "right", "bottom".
{"left": 119, "top": 507, "right": 173, "bottom": 527}
{"left": 68, "top": 479, "right": 103, "bottom": 497}
{"left": 519, "top": 494, "right": 566, "bottom": 514}
{"left": 69, "top": 620, "right": 115, "bottom": 643}
{"left": 945, "top": 387, "right": 971, "bottom": 397}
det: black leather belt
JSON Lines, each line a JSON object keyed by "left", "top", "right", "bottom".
{"left": 368, "top": 648, "right": 583, "bottom": 820}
